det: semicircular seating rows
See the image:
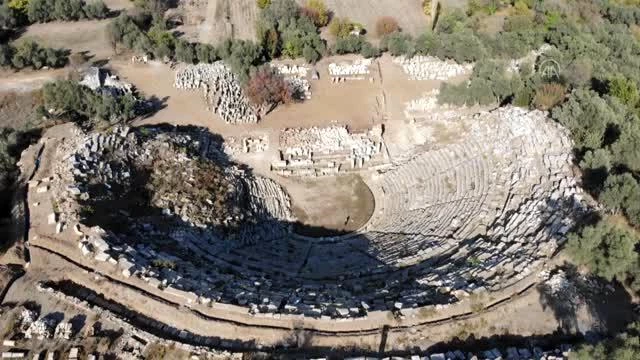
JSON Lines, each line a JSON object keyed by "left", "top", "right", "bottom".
{"left": 57, "top": 107, "right": 586, "bottom": 319}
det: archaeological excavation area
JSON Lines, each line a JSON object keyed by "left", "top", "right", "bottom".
{"left": 19, "top": 53, "right": 591, "bottom": 351}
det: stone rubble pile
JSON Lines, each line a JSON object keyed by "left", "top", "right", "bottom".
{"left": 271, "top": 63, "right": 312, "bottom": 100}
{"left": 271, "top": 64, "right": 309, "bottom": 78}
{"left": 174, "top": 63, "right": 258, "bottom": 124}
{"left": 37, "top": 282, "right": 243, "bottom": 359}
{"left": 223, "top": 135, "right": 268, "bottom": 155}
{"left": 80, "top": 67, "right": 134, "bottom": 97}
{"left": 394, "top": 56, "right": 473, "bottom": 80}
{"left": 339, "top": 345, "right": 573, "bottom": 360}
{"left": 25, "top": 317, "right": 56, "bottom": 340}
{"left": 18, "top": 308, "right": 37, "bottom": 331}
{"left": 54, "top": 321, "right": 72, "bottom": 340}
{"left": 404, "top": 89, "right": 452, "bottom": 120}
{"left": 328, "top": 58, "right": 372, "bottom": 81}
{"left": 272, "top": 125, "right": 388, "bottom": 176}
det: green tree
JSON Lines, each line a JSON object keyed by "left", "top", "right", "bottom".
{"left": 256, "top": 0, "right": 271, "bottom": 9}
{"left": 567, "top": 220, "right": 639, "bottom": 281}
{"left": 83, "top": 0, "right": 108, "bottom": 19}
{"left": 611, "top": 121, "right": 640, "bottom": 173}
{"left": 572, "top": 322, "right": 640, "bottom": 360}
{"left": 579, "top": 148, "right": 612, "bottom": 192}
{"left": 195, "top": 43, "right": 217, "bottom": 63}
{"left": 174, "top": 40, "right": 195, "bottom": 64}
{"left": 381, "top": 32, "right": 414, "bottom": 56}
{"left": 609, "top": 76, "right": 640, "bottom": 108}
{"left": 551, "top": 89, "right": 622, "bottom": 151}
{"left": 600, "top": 173, "right": 640, "bottom": 213}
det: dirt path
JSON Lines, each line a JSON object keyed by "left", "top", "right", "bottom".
{"left": 0, "top": 69, "right": 67, "bottom": 93}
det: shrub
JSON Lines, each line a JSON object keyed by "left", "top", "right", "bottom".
{"left": 422, "top": 0, "right": 432, "bottom": 16}
{"left": 245, "top": 66, "right": 292, "bottom": 112}
{"left": 302, "top": 0, "right": 329, "bottom": 27}
{"left": 532, "top": 82, "right": 566, "bottom": 110}
{"left": 381, "top": 32, "right": 414, "bottom": 57}
{"left": 610, "top": 121, "right": 640, "bottom": 173}
{"left": 599, "top": 173, "right": 640, "bottom": 217}
{"left": 174, "top": 40, "right": 195, "bottom": 64}
{"left": 360, "top": 41, "right": 380, "bottom": 58}
{"left": 256, "top": 0, "right": 271, "bottom": 9}
{"left": 195, "top": 43, "right": 218, "bottom": 64}
{"left": 608, "top": 75, "right": 639, "bottom": 107}
{"left": 375, "top": 16, "right": 400, "bottom": 37}
{"left": 328, "top": 17, "right": 354, "bottom": 38}
{"left": 84, "top": 0, "right": 108, "bottom": 19}
{"left": 334, "top": 35, "right": 363, "bottom": 54}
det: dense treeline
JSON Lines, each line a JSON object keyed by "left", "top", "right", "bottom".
{"left": 0, "top": 40, "right": 68, "bottom": 69}
{"left": 42, "top": 80, "right": 139, "bottom": 127}
{"left": 0, "top": 0, "right": 108, "bottom": 27}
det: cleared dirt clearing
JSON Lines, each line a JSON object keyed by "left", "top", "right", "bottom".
{"left": 318, "top": 0, "right": 429, "bottom": 37}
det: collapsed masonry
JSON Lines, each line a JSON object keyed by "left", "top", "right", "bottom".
{"left": 394, "top": 56, "right": 473, "bottom": 81}
{"left": 30, "top": 107, "right": 586, "bottom": 320}
{"left": 271, "top": 125, "right": 389, "bottom": 177}
{"left": 223, "top": 135, "right": 268, "bottom": 155}
{"left": 271, "top": 63, "right": 312, "bottom": 100}
{"left": 328, "top": 58, "right": 373, "bottom": 82}
{"left": 80, "top": 67, "right": 135, "bottom": 97}
{"left": 174, "top": 62, "right": 259, "bottom": 124}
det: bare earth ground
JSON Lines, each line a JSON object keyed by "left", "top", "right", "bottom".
{"left": 315, "top": 0, "right": 429, "bottom": 38}
{"left": 197, "top": 0, "right": 260, "bottom": 44}
{"left": 15, "top": 0, "right": 132, "bottom": 61}
{"left": 285, "top": 174, "right": 375, "bottom": 236}
{"left": 181, "top": 0, "right": 429, "bottom": 44}
{"left": 0, "top": 69, "right": 68, "bottom": 94}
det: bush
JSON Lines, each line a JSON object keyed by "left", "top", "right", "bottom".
{"left": 600, "top": 173, "right": 640, "bottom": 221}
{"left": 334, "top": 35, "right": 363, "bottom": 54}
{"left": 245, "top": 66, "right": 292, "bottom": 112}
{"left": 83, "top": 0, "right": 108, "bottom": 19}
{"left": 256, "top": 0, "right": 271, "bottom": 9}
{"left": 302, "top": 0, "right": 329, "bottom": 27}
{"left": 381, "top": 32, "right": 414, "bottom": 57}
{"left": 610, "top": 121, "right": 640, "bottom": 173}
{"left": 174, "top": 40, "right": 195, "bottom": 64}
{"left": 375, "top": 16, "right": 400, "bottom": 38}
{"left": 532, "top": 82, "right": 566, "bottom": 110}
{"left": 195, "top": 43, "right": 218, "bottom": 64}
{"left": 328, "top": 17, "right": 354, "bottom": 38}
{"left": 360, "top": 41, "right": 380, "bottom": 58}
